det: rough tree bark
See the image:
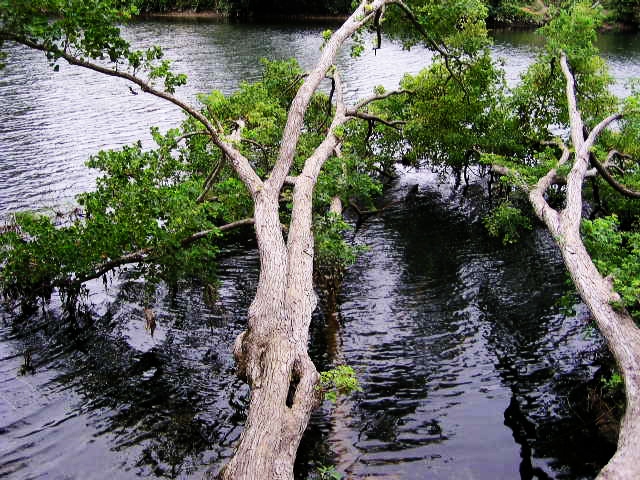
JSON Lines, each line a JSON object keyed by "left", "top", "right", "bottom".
{"left": 523, "top": 53, "right": 640, "bottom": 479}
{"left": 3, "top": 2, "right": 407, "bottom": 477}
{"left": 215, "top": 3, "right": 398, "bottom": 478}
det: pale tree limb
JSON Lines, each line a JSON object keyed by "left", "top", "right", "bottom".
{"left": 491, "top": 55, "right": 640, "bottom": 477}
{"left": 222, "top": 71, "right": 351, "bottom": 480}
{"left": 527, "top": 140, "right": 570, "bottom": 234}
{"left": 266, "top": 0, "right": 386, "bottom": 194}
{"left": 555, "top": 52, "right": 640, "bottom": 480}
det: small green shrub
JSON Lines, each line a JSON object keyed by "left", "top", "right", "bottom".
{"left": 483, "top": 201, "right": 532, "bottom": 245}
{"left": 317, "top": 365, "right": 362, "bottom": 403}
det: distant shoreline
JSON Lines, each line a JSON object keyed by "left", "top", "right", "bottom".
{"left": 139, "top": 9, "right": 637, "bottom": 31}
{"left": 139, "top": 10, "right": 348, "bottom": 22}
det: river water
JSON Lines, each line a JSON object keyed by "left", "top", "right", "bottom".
{"left": 0, "top": 20, "right": 639, "bottom": 480}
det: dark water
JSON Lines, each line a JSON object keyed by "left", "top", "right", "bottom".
{"left": 1, "top": 21, "right": 639, "bottom": 479}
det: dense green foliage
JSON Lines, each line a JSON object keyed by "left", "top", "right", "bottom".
{"left": 465, "top": 2, "right": 640, "bottom": 319}
{"left": 3, "top": 2, "right": 640, "bottom": 477}
{"left": 582, "top": 216, "right": 640, "bottom": 317}
{"left": 603, "top": 0, "right": 640, "bottom": 26}
{"left": 317, "top": 365, "right": 362, "bottom": 403}
{"left": 133, "top": 0, "right": 640, "bottom": 28}
{"left": 1, "top": 0, "right": 640, "bottom": 324}
{"left": 0, "top": 55, "right": 387, "bottom": 303}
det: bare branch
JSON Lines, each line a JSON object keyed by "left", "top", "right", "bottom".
{"left": 174, "top": 130, "right": 210, "bottom": 144}
{"left": 349, "top": 111, "right": 405, "bottom": 129}
{"left": 180, "top": 217, "right": 256, "bottom": 245}
{"left": 266, "top": 0, "right": 387, "bottom": 194}
{"left": 490, "top": 139, "right": 569, "bottom": 233}
{"left": 350, "top": 88, "right": 411, "bottom": 112}
{"left": 585, "top": 112, "right": 623, "bottom": 149}
{"left": 559, "top": 53, "right": 585, "bottom": 152}
{"left": 196, "top": 160, "right": 224, "bottom": 203}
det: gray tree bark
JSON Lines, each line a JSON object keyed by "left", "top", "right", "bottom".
{"left": 214, "top": 3, "right": 394, "bottom": 478}
{"left": 525, "top": 53, "right": 640, "bottom": 480}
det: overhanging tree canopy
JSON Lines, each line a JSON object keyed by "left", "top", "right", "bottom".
{"left": 2, "top": 1, "right": 640, "bottom": 479}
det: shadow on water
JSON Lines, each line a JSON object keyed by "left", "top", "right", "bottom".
{"left": 0, "top": 240, "right": 260, "bottom": 479}
{"left": 0, "top": 171, "right": 618, "bottom": 479}
{"left": 301, "top": 171, "right": 615, "bottom": 480}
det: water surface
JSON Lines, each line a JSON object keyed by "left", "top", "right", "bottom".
{"left": 1, "top": 20, "right": 638, "bottom": 479}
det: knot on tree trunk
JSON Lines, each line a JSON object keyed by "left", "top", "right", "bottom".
{"left": 233, "top": 329, "right": 269, "bottom": 388}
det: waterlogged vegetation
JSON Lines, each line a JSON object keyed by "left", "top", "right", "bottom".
{"left": 2, "top": 0, "right": 640, "bottom": 478}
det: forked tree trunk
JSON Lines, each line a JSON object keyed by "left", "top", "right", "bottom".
{"left": 526, "top": 53, "right": 640, "bottom": 479}
{"left": 213, "top": 5, "right": 373, "bottom": 473}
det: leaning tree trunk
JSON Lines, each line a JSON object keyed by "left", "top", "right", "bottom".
{"left": 210, "top": 2, "right": 395, "bottom": 477}
{"left": 219, "top": 139, "right": 349, "bottom": 479}
{"left": 526, "top": 53, "right": 640, "bottom": 479}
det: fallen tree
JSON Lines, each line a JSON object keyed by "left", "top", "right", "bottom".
{"left": 478, "top": 4, "right": 640, "bottom": 478}
{"left": 0, "top": 0, "right": 491, "bottom": 478}
{"left": 3, "top": 0, "right": 640, "bottom": 478}
{"left": 492, "top": 51, "right": 640, "bottom": 479}
{"left": 367, "top": 2, "right": 640, "bottom": 478}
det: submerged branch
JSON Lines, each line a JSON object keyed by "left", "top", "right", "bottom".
{"left": 55, "top": 218, "right": 254, "bottom": 287}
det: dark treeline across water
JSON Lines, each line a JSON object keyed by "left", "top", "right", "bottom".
{"left": 136, "top": 1, "right": 640, "bottom": 28}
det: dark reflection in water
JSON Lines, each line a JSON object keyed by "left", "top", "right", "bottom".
{"left": 1, "top": 19, "right": 634, "bottom": 480}
{"left": 302, "top": 171, "right": 612, "bottom": 480}
{"left": 1, "top": 242, "right": 259, "bottom": 479}
{"left": 0, "top": 171, "right": 615, "bottom": 479}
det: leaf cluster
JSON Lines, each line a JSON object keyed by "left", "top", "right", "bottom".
{"left": 383, "top": 0, "right": 491, "bottom": 57}
{"left": 0, "top": 0, "right": 189, "bottom": 92}
{"left": 317, "top": 365, "right": 362, "bottom": 403}
{"left": 483, "top": 200, "right": 532, "bottom": 244}
{"left": 389, "top": 51, "right": 508, "bottom": 168}
{"left": 582, "top": 215, "right": 640, "bottom": 320}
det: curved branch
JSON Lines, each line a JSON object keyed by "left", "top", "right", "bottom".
{"left": 0, "top": 33, "right": 263, "bottom": 195}
{"left": 349, "top": 111, "right": 405, "bottom": 129}
{"left": 585, "top": 112, "right": 623, "bottom": 149}
{"left": 350, "top": 88, "right": 411, "bottom": 111}
{"left": 590, "top": 151, "right": 640, "bottom": 199}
